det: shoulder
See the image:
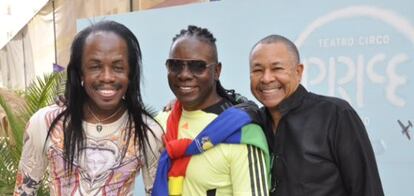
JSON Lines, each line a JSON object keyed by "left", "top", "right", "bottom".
{"left": 143, "top": 114, "right": 164, "bottom": 139}
{"left": 305, "top": 93, "right": 364, "bottom": 129}
{"left": 25, "top": 105, "right": 64, "bottom": 146}
{"left": 307, "top": 92, "right": 354, "bottom": 112}
{"left": 29, "top": 105, "right": 64, "bottom": 125}
{"left": 241, "top": 123, "right": 266, "bottom": 140}
{"left": 155, "top": 111, "right": 170, "bottom": 123}
{"left": 154, "top": 111, "right": 170, "bottom": 129}
{"left": 141, "top": 114, "right": 164, "bottom": 155}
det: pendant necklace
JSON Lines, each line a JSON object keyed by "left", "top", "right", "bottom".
{"left": 87, "top": 105, "right": 124, "bottom": 132}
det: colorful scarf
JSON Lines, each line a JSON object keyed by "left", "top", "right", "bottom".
{"left": 152, "top": 101, "right": 269, "bottom": 196}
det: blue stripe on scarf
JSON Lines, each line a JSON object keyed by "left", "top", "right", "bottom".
{"left": 186, "top": 108, "right": 251, "bottom": 155}
{"left": 152, "top": 107, "right": 252, "bottom": 196}
{"left": 152, "top": 151, "right": 171, "bottom": 196}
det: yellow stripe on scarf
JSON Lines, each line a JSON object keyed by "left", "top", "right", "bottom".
{"left": 168, "top": 176, "right": 184, "bottom": 195}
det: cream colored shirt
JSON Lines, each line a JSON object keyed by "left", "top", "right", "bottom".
{"left": 14, "top": 105, "right": 163, "bottom": 196}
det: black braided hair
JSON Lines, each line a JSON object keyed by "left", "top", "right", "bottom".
{"left": 172, "top": 25, "right": 247, "bottom": 105}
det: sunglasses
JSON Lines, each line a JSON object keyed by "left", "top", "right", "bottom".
{"left": 165, "top": 59, "right": 216, "bottom": 75}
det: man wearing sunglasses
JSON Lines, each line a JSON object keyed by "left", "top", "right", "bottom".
{"left": 249, "top": 34, "right": 384, "bottom": 196}
{"left": 165, "top": 59, "right": 216, "bottom": 77}
{"left": 152, "top": 25, "right": 270, "bottom": 196}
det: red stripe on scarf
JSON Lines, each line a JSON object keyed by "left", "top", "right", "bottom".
{"left": 165, "top": 101, "right": 192, "bottom": 177}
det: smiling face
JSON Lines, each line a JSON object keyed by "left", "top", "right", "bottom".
{"left": 249, "top": 42, "right": 303, "bottom": 110}
{"left": 81, "top": 31, "right": 130, "bottom": 113}
{"left": 167, "top": 36, "right": 221, "bottom": 111}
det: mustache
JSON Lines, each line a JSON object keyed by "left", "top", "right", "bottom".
{"left": 259, "top": 83, "right": 280, "bottom": 90}
{"left": 92, "top": 83, "right": 123, "bottom": 90}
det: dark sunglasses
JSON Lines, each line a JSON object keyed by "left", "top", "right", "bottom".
{"left": 165, "top": 59, "right": 216, "bottom": 75}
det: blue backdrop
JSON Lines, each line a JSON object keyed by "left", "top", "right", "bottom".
{"left": 78, "top": 0, "right": 414, "bottom": 195}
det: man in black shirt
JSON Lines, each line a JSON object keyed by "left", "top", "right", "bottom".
{"left": 249, "top": 34, "right": 384, "bottom": 196}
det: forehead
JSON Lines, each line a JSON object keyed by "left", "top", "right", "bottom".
{"left": 250, "top": 42, "right": 292, "bottom": 65}
{"left": 251, "top": 42, "right": 290, "bottom": 59}
{"left": 169, "top": 36, "right": 214, "bottom": 60}
{"left": 83, "top": 31, "right": 127, "bottom": 54}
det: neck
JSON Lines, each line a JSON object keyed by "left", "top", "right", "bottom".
{"left": 84, "top": 103, "right": 125, "bottom": 124}
{"left": 182, "top": 93, "right": 222, "bottom": 111}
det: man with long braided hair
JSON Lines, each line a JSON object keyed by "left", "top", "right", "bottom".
{"left": 152, "top": 25, "right": 270, "bottom": 196}
{"left": 14, "top": 20, "right": 163, "bottom": 195}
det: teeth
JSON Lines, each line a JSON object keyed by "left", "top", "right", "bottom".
{"left": 261, "top": 86, "right": 282, "bottom": 94}
{"left": 179, "top": 86, "right": 195, "bottom": 93}
{"left": 262, "top": 89, "right": 279, "bottom": 94}
{"left": 98, "top": 89, "right": 116, "bottom": 96}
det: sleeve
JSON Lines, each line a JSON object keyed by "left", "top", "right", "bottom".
{"left": 14, "top": 110, "right": 49, "bottom": 196}
{"left": 141, "top": 118, "right": 164, "bottom": 196}
{"left": 230, "top": 144, "right": 269, "bottom": 196}
{"left": 333, "top": 107, "right": 384, "bottom": 196}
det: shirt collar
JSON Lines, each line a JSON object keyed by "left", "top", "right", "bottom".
{"left": 202, "top": 98, "right": 233, "bottom": 115}
{"left": 274, "top": 84, "right": 308, "bottom": 116}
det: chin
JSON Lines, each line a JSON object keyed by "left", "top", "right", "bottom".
{"left": 179, "top": 99, "right": 202, "bottom": 110}
{"left": 180, "top": 100, "right": 197, "bottom": 108}
{"left": 260, "top": 99, "right": 281, "bottom": 109}
{"left": 177, "top": 95, "right": 198, "bottom": 104}
{"left": 96, "top": 101, "right": 122, "bottom": 110}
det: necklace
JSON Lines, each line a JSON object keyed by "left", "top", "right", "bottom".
{"left": 87, "top": 104, "right": 124, "bottom": 132}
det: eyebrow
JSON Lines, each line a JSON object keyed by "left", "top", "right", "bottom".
{"left": 252, "top": 63, "right": 263, "bottom": 68}
{"left": 85, "top": 59, "right": 101, "bottom": 64}
{"left": 271, "top": 61, "right": 282, "bottom": 66}
{"left": 112, "top": 59, "right": 124, "bottom": 64}
{"left": 252, "top": 61, "right": 282, "bottom": 67}
{"left": 85, "top": 58, "right": 125, "bottom": 64}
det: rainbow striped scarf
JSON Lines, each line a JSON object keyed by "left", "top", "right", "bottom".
{"left": 152, "top": 102, "right": 269, "bottom": 196}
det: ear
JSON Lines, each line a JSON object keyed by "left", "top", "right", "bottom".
{"left": 214, "top": 62, "right": 222, "bottom": 80}
{"left": 296, "top": 63, "right": 304, "bottom": 82}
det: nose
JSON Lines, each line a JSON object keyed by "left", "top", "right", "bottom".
{"left": 100, "top": 67, "right": 115, "bottom": 82}
{"left": 177, "top": 64, "right": 193, "bottom": 80}
{"left": 260, "top": 69, "right": 274, "bottom": 84}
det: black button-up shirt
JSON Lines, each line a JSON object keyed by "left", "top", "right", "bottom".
{"left": 259, "top": 85, "right": 384, "bottom": 196}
